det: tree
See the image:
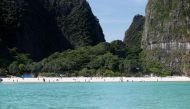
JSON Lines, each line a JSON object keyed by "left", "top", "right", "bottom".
{"left": 8, "top": 61, "right": 19, "bottom": 75}
{"left": 110, "top": 40, "right": 127, "bottom": 58}
{"left": 103, "top": 69, "right": 115, "bottom": 77}
{"left": 78, "top": 68, "right": 95, "bottom": 77}
{"left": 18, "top": 64, "right": 26, "bottom": 73}
{"left": 0, "top": 68, "right": 8, "bottom": 76}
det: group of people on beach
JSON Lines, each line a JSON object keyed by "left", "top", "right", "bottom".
{"left": 2, "top": 76, "right": 189, "bottom": 83}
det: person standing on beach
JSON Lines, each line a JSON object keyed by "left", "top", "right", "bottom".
{"left": 0, "top": 78, "right": 3, "bottom": 82}
{"left": 43, "top": 78, "right": 45, "bottom": 83}
{"left": 120, "top": 77, "right": 123, "bottom": 82}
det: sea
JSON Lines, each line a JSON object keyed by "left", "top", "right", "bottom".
{"left": 0, "top": 82, "right": 190, "bottom": 109}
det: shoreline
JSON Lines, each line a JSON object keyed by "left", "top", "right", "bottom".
{"left": 1, "top": 76, "right": 190, "bottom": 83}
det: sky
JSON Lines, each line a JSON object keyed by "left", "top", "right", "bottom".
{"left": 87, "top": 0, "right": 148, "bottom": 42}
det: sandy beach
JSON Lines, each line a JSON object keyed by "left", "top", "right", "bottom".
{"left": 1, "top": 76, "right": 190, "bottom": 83}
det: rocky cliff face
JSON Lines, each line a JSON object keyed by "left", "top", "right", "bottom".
{"left": 0, "top": 0, "right": 105, "bottom": 61}
{"left": 124, "top": 15, "right": 145, "bottom": 49}
{"left": 0, "top": 38, "right": 12, "bottom": 67}
{"left": 142, "top": 0, "right": 190, "bottom": 75}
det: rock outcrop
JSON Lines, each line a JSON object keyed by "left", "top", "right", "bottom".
{"left": 124, "top": 15, "right": 145, "bottom": 49}
{"left": 142, "top": 0, "right": 190, "bottom": 75}
{"left": 0, "top": 0, "right": 105, "bottom": 61}
{"left": 0, "top": 38, "right": 12, "bottom": 67}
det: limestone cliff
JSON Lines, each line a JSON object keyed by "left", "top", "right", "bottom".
{"left": 124, "top": 15, "right": 145, "bottom": 49}
{"left": 0, "top": 0, "right": 105, "bottom": 61}
{"left": 142, "top": 0, "right": 190, "bottom": 75}
{"left": 0, "top": 38, "right": 12, "bottom": 67}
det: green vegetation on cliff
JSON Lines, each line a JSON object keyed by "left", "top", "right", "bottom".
{"left": 124, "top": 15, "right": 145, "bottom": 49}
{"left": 0, "top": 0, "right": 105, "bottom": 61}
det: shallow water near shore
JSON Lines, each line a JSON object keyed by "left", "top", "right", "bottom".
{"left": 0, "top": 82, "right": 190, "bottom": 109}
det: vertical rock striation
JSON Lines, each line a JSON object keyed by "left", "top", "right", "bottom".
{"left": 142, "top": 0, "right": 190, "bottom": 75}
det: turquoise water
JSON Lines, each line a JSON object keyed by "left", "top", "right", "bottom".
{"left": 0, "top": 82, "right": 190, "bottom": 109}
